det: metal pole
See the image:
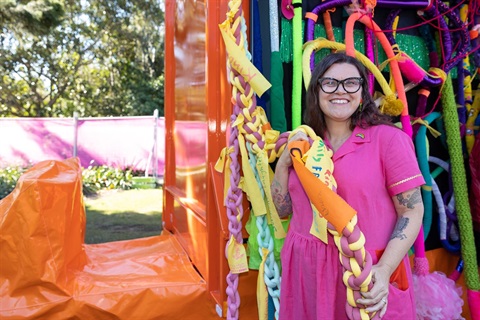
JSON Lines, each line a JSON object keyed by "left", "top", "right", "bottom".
{"left": 73, "top": 112, "right": 79, "bottom": 157}
{"left": 153, "top": 109, "right": 159, "bottom": 181}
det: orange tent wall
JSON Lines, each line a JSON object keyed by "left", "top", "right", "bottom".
{"left": 163, "top": 0, "right": 256, "bottom": 317}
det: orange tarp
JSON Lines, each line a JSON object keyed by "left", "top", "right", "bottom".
{"left": 0, "top": 158, "right": 216, "bottom": 319}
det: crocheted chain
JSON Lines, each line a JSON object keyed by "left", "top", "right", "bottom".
{"left": 246, "top": 145, "right": 281, "bottom": 319}
{"left": 223, "top": 0, "right": 248, "bottom": 319}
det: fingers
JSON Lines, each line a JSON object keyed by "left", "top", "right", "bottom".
{"left": 278, "top": 132, "right": 309, "bottom": 167}
{"left": 356, "top": 267, "right": 389, "bottom": 316}
{"left": 379, "top": 297, "right": 388, "bottom": 318}
{"left": 365, "top": 296, "right": 388, "bottom": 317}
{"left": 288, "top": 131, "right": 309, "bottom": 142}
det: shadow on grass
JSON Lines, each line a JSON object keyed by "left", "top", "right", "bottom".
{"left": 85, "top": 208, "right": 163, "bottom": 244}
{"left": 83, "top": 189, "right": 163, "bottom": 244}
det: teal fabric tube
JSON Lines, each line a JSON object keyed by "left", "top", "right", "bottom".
{"left": 414, "top": 111, "right": 441, "bottom": 239}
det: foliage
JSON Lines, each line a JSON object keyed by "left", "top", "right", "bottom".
{"left": 81, "top": 165, "right": 134, "bottom": 195}
{"left": 1, "top": 0, "right": 165, "bottom": 117}
{"left": 0, "top": 164, "right": 137, "bottom": 199}
{"left": 0, "top": 165, "right": 27, "bottom": 199}
{"left": 0, "top": 0, "right": 65, "bottom": 35}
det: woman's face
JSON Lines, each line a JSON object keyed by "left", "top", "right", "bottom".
{"left": 317, "top": 62, "right": 363, "bottom": 124}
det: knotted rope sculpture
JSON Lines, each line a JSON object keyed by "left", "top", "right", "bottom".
{"left": 234, "top": 98, "right": 286, "bottom": 320}
{"left": 219, "top": 1, "right": 252, "bottom": 318}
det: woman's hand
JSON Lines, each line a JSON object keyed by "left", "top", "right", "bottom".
{"left": 277, "top": 131, "right": 309, "bottom": 168}
{"left": 356, "top": 263, "right": 391, "bottom": 318}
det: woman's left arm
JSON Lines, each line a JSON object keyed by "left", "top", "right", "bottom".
{"left": 357, "top": 186, "right": 424, "bottom": 316}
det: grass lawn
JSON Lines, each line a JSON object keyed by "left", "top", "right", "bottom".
{"left": 84, "top": 188, "right": 163, "bottom": 244}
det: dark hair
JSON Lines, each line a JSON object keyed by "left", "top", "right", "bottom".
{"left": 304, "top": 52, "right": 394, "bottom": 138}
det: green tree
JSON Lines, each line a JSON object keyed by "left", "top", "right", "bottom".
{"left": 0, "top": 0, "right": 164, "bottom": 117}
{"left": 0, "top": 0, "right": 65, "bottom": 35}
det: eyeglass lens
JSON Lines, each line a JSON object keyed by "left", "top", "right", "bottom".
{"left": 319, "top": 77, "right": 362, "bottom": 93}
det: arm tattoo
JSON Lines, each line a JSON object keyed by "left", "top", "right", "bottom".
{"left": 396, "top": 188, "right": 421, "bottom": 209}
{"left": 390, "top": 216, "right": 409, "bottom": 240}
{"left": 271, "top": 180, "right": 292, "bottom": 216}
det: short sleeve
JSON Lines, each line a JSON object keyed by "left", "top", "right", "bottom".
{"left": 384, "top": 130, "right": 425, "bottom": 197}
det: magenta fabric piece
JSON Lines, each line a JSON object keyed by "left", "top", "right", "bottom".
{"left": 279, "top": 125, "right": 425, "bottom": 320}
{"left": 0, "top": 117, "right": 197, "bottom": 176}
{"left": 468, "top": 289, "right": 480, "bottom": 320}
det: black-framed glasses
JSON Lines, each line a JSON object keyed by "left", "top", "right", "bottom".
{"left": 318, "top": 77, "right": 363, "bottom": 94}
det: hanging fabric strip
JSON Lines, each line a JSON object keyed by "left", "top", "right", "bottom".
{"left": 270, "top": 0, "right": 287, "bottom": 132}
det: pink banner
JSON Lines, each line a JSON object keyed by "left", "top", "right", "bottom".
{"left": 0, "top": 117, "right": 165, "bottom": 175}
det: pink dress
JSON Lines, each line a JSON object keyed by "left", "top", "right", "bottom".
{"left": 279, "top": 125, "right": 425, "bottom": 320}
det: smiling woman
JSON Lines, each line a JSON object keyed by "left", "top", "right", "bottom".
{"left": 271, "top": 52, "right": 425, "bottom": 320}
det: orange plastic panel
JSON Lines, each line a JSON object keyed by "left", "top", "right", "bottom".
{"left": 163, "top": 0, "right": 256, "bottom": 317}
{"left": 0, "top": 159, "right": 217, "bottom": 319}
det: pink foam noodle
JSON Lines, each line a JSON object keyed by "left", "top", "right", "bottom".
{"left": 448, "top": 259, "right": 464, "bottom": 282}
{"left": 414, "top": 226, "right": 426, "bottom": 259}
{"left": 400, "top": 115, "right": 413, "bottom": 138}
{"left": 468, "top": 289, "right": 480, "bottom": 320}
{"left": 345, "top": 12, "right": 412, "bottom": 138}
{"left": 346, "top": 254, "right": 373, "bottom": 289}
{"left": 398, "top": 55, "right": 426, "bottom": 84}
{"left": 413, "top": 256, "right": 430, "bottom": 276}
{"left": 346, "top": 300, "right": 381, "bottom": 320}
{"left": 449, "top": 269, "right": 462, "bottom": 282}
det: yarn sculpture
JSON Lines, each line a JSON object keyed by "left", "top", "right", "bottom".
{"left": 217, "top": 1, "right": 480, "bottom": 319}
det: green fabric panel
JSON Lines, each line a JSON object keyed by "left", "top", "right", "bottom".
{"left": 270, "top": 51, "right": 287, "bottom": 133}
{"left": 246, "top": 212, "right": 290, "bottom": 270}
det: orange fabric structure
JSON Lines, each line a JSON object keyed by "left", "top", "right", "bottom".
{"left": 0, "top": 158, "right": 216, "bottom": 319}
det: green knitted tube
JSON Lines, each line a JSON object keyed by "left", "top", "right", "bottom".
{"left": 441, "top": 74, "right": 480, "bottom": 291}
{"left": 292, "top": 1, "right": 302, "bottom": 129}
